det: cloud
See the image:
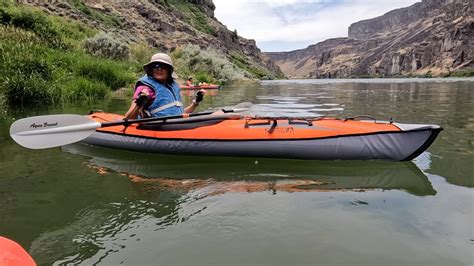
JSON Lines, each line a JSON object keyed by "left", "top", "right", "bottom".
{"left": 213, "top": 0, "right": 421, "bottom": 52}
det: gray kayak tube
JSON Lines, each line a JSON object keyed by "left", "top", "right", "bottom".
{"left": 82, "top": 123, "right": 442, "bottom": 161}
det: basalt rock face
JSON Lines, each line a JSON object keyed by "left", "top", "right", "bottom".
{"left": 23, "top": 0, "right": 283, "bottom": 77}
{"left": 266, "top": 0, "right": 473, "bottom": 78}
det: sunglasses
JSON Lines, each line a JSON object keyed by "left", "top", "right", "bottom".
{"left": 151, "top": 63, "right": 170, "bottom": 71}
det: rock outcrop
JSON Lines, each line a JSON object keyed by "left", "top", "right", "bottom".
{"left": 266, "top": 0, "right": 473, "bottom": 78}
{"left": 23, "top": 0, "right": 283, "bottom": 78}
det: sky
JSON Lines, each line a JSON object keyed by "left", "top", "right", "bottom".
{"left": 213, "top": 0, "right": 421, "bottom": 52}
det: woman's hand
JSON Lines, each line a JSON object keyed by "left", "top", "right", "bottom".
{"left": 135, "top": 93, "right": 149, "bottom": 107}
{"left": 193, "top": 89, "right": 206, "bottom": 105}
{"left": 125, "top": 90, "right": 150, "bottom": 119}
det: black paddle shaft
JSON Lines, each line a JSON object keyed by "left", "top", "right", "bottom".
{"left": 100, "top": 109, "right": 234, "bottom": 128}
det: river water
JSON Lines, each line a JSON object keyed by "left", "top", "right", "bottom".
{"left": 0, "top": 78, "right": 472, "bottom": 265}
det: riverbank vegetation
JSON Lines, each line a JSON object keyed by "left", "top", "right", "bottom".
{"left": 444, "top": 68, "right": 474, "bottom": 77}
{"left": 172, "top": 45, "right": 246, "bottom": 83}
{"left": 0, "top": 1, "right": 136, "bottom": 107}
{"left": 0, "top": 1, "right": 270, "bottom": 108}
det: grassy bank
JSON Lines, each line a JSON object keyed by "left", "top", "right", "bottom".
{"left": 0, "top": 1, "right": 272, "bottom": 108}
{"left": 0, "top": 1, "right": 137, "bottom": 107}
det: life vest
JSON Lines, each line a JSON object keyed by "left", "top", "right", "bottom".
{"left": 135, "top": 75, "right": 183, "bottom": 117}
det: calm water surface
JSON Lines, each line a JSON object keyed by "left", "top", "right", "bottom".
{"left": 0, "top": 78, "right": 473, "bottom": 265}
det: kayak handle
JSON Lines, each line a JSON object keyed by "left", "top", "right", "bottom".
{"left": 343, "top": 115, "right": 377, "bottom": 122}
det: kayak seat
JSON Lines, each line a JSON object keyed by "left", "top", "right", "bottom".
{"left": 137, "top": 113, "right": 242, "bottom": 131}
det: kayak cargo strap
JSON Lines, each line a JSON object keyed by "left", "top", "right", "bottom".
{"left": 344, "top": 115, "right": 377, "bottom": 122}
{"left": 343, "top": 115, "right": 394, "bottom": 124}
{"left": 268, "top": 120, "right": 278, "bottom": 133}
{"left": 244, "top": 119, "right": 279, "bottom": 133}
{"left": 244, "top": 117, "right": 317, "bottom": 128}
{"left": 244, "top": 118, "right": 317, "bottom": 134}
{"left": 288, "top": 119, "right": 313, "bottom": 126}
{"left": 244, "top": 120, "right": 272, "bottom": 128}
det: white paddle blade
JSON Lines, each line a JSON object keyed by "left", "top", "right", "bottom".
{"left": 231, "top": 108, "right": 250, "bottom": 113}
{"left": 223, "top": 102, "right": 252, "bottom": 113}
{"left": 231, "top": 102, "right": 253, "bottom": 109}
{"left": 10, "top": 114, "right": 101, "bottom": 149}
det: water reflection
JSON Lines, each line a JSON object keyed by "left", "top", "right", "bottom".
{"left": 63, "top": 143, "right": 436, "bottom": 197}
{"left": 22, "top": 143, "right": 438, "bottom": 264}
{"left": 3, "top": 78, "right": 472, "bottom": 265}
{"left": 29, "top": 185, "right": 185, "bottom": 265}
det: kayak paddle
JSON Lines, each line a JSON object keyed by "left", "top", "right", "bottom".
{"left": 10, "top": 104, "right": 250, "bottom": 150}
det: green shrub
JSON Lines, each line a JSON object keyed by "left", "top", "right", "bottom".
{"left": 4, "top": 73, "right": 60, "bottom": 105}
{"left": 232, "top": 29, "right": 238, "bottom": 42}
{"left": 421, "top": 71, "right": 433, "bottom": 78}
{"left": 168, "top": 0, "right": 215, "bottom": 35}
{"left": 194, "top": 72, "right": 213, "bottom": 83}
{"left": 0, "top": 4, "right": 63, "bottom": 48}
{"left": 67, "top": 0, "right": 121, "bottom": 27}
{"left": 130, "top": 42, "right": 154, "bottom": 64}
{"left": 230, "top": 51, "right": 276, "bottom": 79}
{"left": 75, "top": 59, "right": 135, "bottom": 90}
{"left": 0, "top": 8, "right": 11, "bottom": 24}
{"left": 83, "top": 33, "right": 130, "bottom": 60}
{"left": 0, "top": 25, "right": 134, "bottom": 106}
{"left": 0, "top": 26, "right": 42, "bottom": 76}
{"left": 448, "top": 68, "right": 474, "bottom": 77}
{"left": 172, "top": 45, "right": 246, "bottom": 83}
{"left": 63, "top": 77, "right": 109, "bottom": 100}
{"left": 0, "top": 4, "right": 138, "bottom": 107}
{"left": 0, "top": 29, "right": 59, "bottom": 106}
{"left": 49, "top": 16, "right": 96, "bottom": 49}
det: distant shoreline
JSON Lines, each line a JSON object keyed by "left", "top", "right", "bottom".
{"left": 262, "top": 77, "right": 474, "bottom": 84}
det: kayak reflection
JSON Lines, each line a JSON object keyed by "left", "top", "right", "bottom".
{"left": 27, "top": 144, "right": 437, "bottom": 264}
{"left": 63, "top": 143, "right": 436, "bottom": 196}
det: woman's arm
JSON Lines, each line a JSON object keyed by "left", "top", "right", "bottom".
{"left": 184, "top": 89, "right": 205, "bottom": 113}
{"left": 184, "top": 100, "right": 199, "bottom": 113}
{"left": 124, "top": 101, "right": 141, "bottom": 119}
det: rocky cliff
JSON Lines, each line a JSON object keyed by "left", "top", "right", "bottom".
{"left": 23, "top": 0, "right": 283, "bottom": 78}
{"left": 266, "top": 0, "right": 473, "bottom": 78}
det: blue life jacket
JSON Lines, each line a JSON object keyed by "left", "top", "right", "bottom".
{"left": 135, "top": 75, "right": 183, "bottom": 117}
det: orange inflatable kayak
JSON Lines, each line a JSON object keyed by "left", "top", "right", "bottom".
{"left": 180, "top": 84, "right": 220, "bottom": 90}
{"left": 81, "top": 112, "right": 442, "bottom": 161}
{"left": 0, "top": 237, "right": 36, "bottom": 266}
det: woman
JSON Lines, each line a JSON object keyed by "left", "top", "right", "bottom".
{"left": 125, "top": 53, "right": 204, "bottom": 119}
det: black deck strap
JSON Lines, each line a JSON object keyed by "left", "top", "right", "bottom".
{"left": 248, "top": 116, "right": 325, "bottom": 121}
{"left": 288, "top": 119, "right": 316, "bottom": 126}
{"left": 245, "top": 116, "right": 327, "bottom": 128}
{"left": 343, "top": 115, "right": 377, "bottom": 122}
{"left": 137, "top": 114, "right": 242, "bottom": 131}
{"left": 244, "top": 120, "right": 271, "bottom": 128}
{"left": 88, "top": 109, "right": 104, "bottom": 115}
{"left": 288, "top": 120, "right": 309, "bottom": 125}
{"left": 307, "top": 116, "right": 325, "bottom": 126}
{"left": 121, "top": 118, "right": 130, "bottom": 133}
{"left": 267, "top": 120, "right": 278, "bottom": 134}
{"left": 140, "top": 113, "right": 242, "bottom": 126}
